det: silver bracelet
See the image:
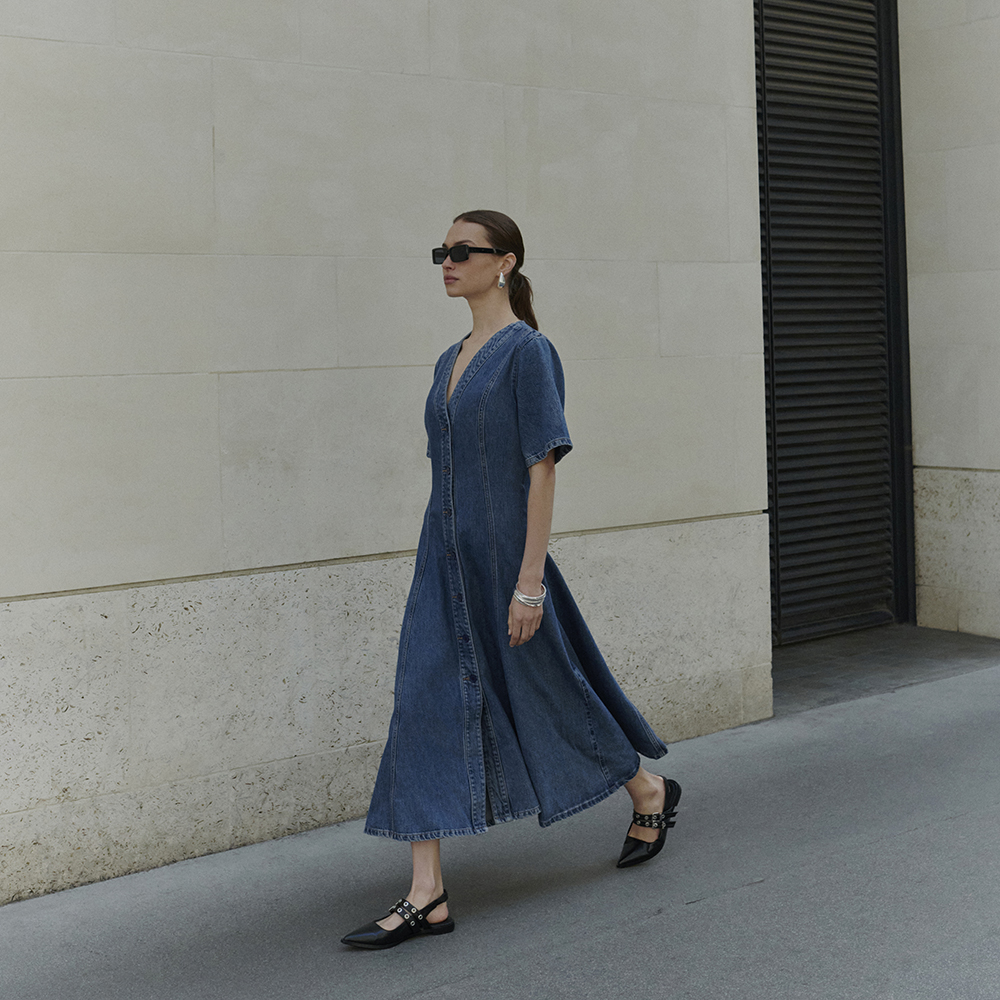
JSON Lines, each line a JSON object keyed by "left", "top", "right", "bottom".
{"left": 513, "top": 583, "right": 546, "bottom": 608}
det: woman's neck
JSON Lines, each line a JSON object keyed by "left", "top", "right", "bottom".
{"left": 466, "top": 292, "right": 519, "bottom": 344}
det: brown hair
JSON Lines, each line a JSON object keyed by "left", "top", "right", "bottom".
{"left": 453, "top": 210, "right": 538, "bottom": 330}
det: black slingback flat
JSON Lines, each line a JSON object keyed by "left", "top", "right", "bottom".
{"left": 616, "top": 777, "right": 681, "bottom": 869}
{"left": 341, "top": 891, "right": 454, "bottom": 950}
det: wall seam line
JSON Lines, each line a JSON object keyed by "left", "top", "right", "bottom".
{"left": 914, "top": 465, "right": 1000, "bottom": 474}
{"left": 0, "top": 511, "right": 766, "bottom": 603}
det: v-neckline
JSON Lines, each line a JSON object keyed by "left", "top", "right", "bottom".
{"left": 445, "top": 322, "right": 519, "bottom": 405}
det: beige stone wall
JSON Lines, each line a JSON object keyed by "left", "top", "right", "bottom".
{"left": 899, "top": 2, "right": 1000, "bottom": 638}
{"left": 1, "top": 2, "right": 769, "bottom": 902}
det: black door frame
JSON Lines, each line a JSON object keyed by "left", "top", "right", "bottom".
{"left": 877, "top": 0, "right": 915, "bottom": 627}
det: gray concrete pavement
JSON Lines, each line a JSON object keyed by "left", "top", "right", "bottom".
{"left": 3, "top": 627, "right": 1000, "bottom": 1000}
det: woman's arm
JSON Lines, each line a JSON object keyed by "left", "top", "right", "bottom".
{"left": 508, "top": 450, "right": 556, "bottom": 647}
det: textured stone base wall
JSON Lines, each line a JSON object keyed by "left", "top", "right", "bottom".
{"left": 915, "top": 468, "right": 1000, "bottom": 639}
{"left": 1, "top": 514, "right": 771, "bottom": 904}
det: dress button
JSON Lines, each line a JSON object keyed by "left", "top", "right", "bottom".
{"left": 443, "top": 509, "right": 452, "bottom": 517}
{"left": 443, "top": 467, "right": 450, "bottom": 474}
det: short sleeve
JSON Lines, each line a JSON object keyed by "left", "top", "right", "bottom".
{"left": 513, "top": 334, "right": 573, "bottom": 468}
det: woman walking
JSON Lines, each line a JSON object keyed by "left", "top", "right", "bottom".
{"left": 341, "top": 211, "right": 681, "bottom": 950}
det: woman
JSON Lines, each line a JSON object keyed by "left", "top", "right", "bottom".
{"left": 341, "top": 211, "right": 681, "bottom": 950}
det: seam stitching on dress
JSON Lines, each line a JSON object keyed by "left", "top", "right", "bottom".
{"left": 384, "top": 505, "right": 431, "bottom": 833}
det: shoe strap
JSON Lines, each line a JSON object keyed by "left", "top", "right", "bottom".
{"left": 632, "top": 777, "right": 679, "bottom": 829}
{"left": 631, "top": 809, "right": 677, "bottom": 829}
{"left": 388, "top": 890, "right": 449, "bottom": 928}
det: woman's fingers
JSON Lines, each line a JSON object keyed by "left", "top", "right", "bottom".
{"left": 507, "top": 599, "right": 543, "bottom": 646}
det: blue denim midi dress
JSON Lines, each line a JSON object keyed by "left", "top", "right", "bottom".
{"left": 364, "top": 321, "right": 668, "bottom": 841}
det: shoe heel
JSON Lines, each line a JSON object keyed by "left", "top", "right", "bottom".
{"left": 425, "top": 917, "right": 455, "bottom": 936}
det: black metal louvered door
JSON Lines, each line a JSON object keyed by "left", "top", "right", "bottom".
{"left": 756, "top": 0, "right": 914, "bottom": 644}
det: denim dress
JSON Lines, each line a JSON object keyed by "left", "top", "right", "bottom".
{"left": 364, "top": 321, "right": 668, "bottom": 841}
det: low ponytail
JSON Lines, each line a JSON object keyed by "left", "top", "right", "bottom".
{"left": 453, "top": 209, "right": 540, "bottom": 330}
{"left": 507, "top": 269, "right": 538, "bottom": 331}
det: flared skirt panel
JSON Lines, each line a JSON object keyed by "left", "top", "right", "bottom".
{"left": 364, "top": 546, "right": 667, "bottom": 841}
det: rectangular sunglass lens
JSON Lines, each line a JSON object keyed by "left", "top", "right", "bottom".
{"left": 450, "top": 245, "right": 470, "bottom": 262}
{"left": 432, "top": 247, "right": 447, "bottom": 264}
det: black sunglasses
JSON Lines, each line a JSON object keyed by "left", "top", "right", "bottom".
{"left": 432, "top": 245, "right": 509, "bottom": 264}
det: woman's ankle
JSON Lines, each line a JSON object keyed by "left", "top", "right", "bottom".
{"left": 407, "top": 882, "right": 445, "bottom": 905}
{"left": 626, "top": 768, "right": 662, "bottom": 805}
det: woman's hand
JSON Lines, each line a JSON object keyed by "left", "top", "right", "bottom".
{"left": 508, "top": 592, "right": 543, "bottom": 647}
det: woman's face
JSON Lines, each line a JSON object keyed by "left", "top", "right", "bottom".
{"left": 439, "top": 220, "right": 508, "bottom": 300}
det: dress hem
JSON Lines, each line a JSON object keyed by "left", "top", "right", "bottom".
{"left": 536, "top": 763, "right": 640, "bottom": 829}
{"left": 363, "top": 753, "right": 673, "bottom": 840}
{"left": 364, "top": 806, "right": 541, "bottom": 842}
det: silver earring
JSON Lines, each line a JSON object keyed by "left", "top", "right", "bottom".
{"left": 498, "top": 273, "right": 506, "bottom": 289}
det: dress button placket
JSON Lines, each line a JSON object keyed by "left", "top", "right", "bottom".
{"left": 441, "top": 375, "right": 486, "bottom": 828}
{"left": 441, "top": 390, "right": 477, "bottom": 685}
